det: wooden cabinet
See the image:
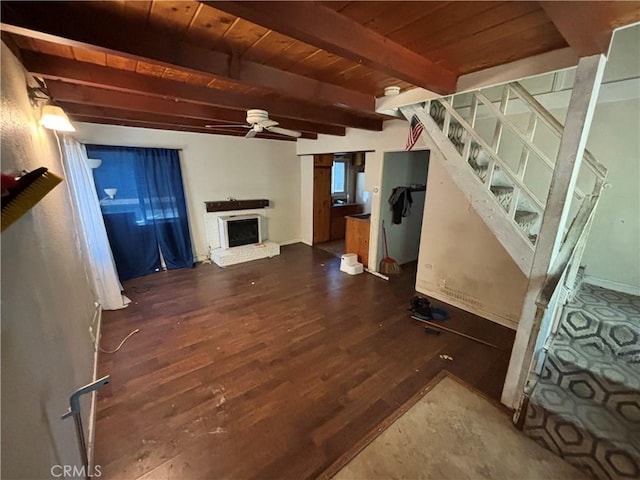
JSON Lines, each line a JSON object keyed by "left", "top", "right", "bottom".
{"left": 345, "top": 215, "right": 370, "bottom": 268}
{"left": 330, "top": 204, "right": 363, "bottom": 240}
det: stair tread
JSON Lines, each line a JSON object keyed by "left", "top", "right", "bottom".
{"left": 515, "top": 211, "right": 539, "bottom": 235}
{"left": 524, "top": 399, "right": 640, "bottom": 480}
{"left": 528, "top": 383, "right": 640, "bottom": 454}
{"left": 545, "top": 333, "right": 640, "bottom": 391}
{"left": 490, "top": 186, "right": 514, "bottom": 194}
{"left": 468, "top": 156, "right": 487, "bottom": 170}
{"left": 515, "top": 210, "right": 538, "bottom": 219}
{"left": 535, "top": 353, "right": 640, "bottom": 423}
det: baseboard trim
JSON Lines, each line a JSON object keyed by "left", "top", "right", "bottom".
{"left": 87, "top": 303, "right": 102, "bottom": 471}
{"left": 582, "top": 275, "right": 640, "bottom": 296}
{"left": 418, "top": 287, "right": 518, "bottom": 330}
{"left": 279, "top": 238, "right": 302, "bottom": 247}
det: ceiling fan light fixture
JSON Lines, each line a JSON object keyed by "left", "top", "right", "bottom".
{"left": 204, "top": 109, "right": 301, "bottom": 139}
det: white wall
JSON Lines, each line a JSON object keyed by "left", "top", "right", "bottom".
{"left": 417, "top": 148, "right": 528, "bottom": 328}
{"left": 380, "top": 151, "right": 429, "bottom": 265}
{"left": 580, "top": 98, "right": 640, "bottom": 292}
{"left": 1, "top": 43, "right": 96, "bottom": 478}
{"left": 74, "top": 124, "right": 301, "bottom": 260}
{"left": 300, "top": 155, "right": 314, "bottom": 245}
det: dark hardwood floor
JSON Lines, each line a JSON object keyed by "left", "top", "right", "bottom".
{"left": 94, "top": 243, "right": 515, "bottom": 479}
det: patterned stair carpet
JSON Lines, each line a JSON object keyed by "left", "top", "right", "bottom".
{"left": 524, "top": 283, "right": 640, "bottom": 480}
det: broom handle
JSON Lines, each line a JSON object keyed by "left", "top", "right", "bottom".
{"left": 382, "top": 220, "right": 390, "bottom": 258}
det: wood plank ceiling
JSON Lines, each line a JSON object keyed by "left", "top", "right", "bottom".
{"left": 1, "top": 1, "right": 638, "bottom": 141}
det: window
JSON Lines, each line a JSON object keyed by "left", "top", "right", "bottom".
{"left": 331, "top": 160, "right": 347, "bottom": 197}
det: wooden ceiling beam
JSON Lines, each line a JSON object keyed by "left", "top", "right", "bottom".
{"left": 201, "top": 1, "right": 458, "bottom": 94}
{"left": 539, "top": 1, "right": 620, "bottom": 56}
{"left": 46, "top": 80, "right": 346, "bottom": 137}
{"left": 68, "top": 115, "right": 300, "bottom": 141}
{"left": 20, "top": 51, "right": 382, "bottom": 131}
{"left": 0, "top": 1, "right": 374, "bottom": 112}
{"left": 62, "top": 103, "right": 317, "bottom": 139}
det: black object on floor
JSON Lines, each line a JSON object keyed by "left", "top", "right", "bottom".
{"left": 424, "top": 327, "right": 442, "bottom": 335}
{"left": 410, "top": 295, "right": 449, "bottom": 320}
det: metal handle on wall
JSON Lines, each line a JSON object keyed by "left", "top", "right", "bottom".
{"left": 61, "top": 375, "right": 111, "bottom": 478}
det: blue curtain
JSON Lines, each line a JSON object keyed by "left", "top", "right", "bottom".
{"left": 86, "top": 145, "right": 193, "bottom": 281}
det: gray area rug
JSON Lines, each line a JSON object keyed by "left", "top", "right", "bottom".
{"left": 333, "top": 374, "right": 584, "bottom": 480}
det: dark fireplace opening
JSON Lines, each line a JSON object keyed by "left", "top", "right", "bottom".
{"left": 228, "top": 218, "right": 259, "bottom": 247}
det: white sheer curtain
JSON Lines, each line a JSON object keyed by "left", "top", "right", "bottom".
{"left": 60, "top": 136, "right": 129, "bottom": 310}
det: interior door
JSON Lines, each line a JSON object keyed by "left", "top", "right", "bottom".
{"left": 313, "top": 154, "right": 333, "bottom": 244}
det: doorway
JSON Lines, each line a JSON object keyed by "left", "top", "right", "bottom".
{"left": 377, "top": 150, "right": 430, "bottom": 274}
{"left": 312, "top": 152, "right": 369, "bottom": 260}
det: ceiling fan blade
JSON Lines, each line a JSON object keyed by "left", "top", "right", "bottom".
{"left": 266, "top": 126, "right": 302, "bottom": 138}
{"left": 205, "top": 124, "right": 250, "bottom": 129}
{"left": 245, "top": 129, "right": 257, "bottom": 138}
{"left": 257, "top": 119, "right": 279, "bottom": 128}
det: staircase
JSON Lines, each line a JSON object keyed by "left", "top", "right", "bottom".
{"left": 399, "top": 81, "right": 606, "bottom": 275}
{"left": 524, "top": 283, "right": 640, "bottom": 479}
{"left": 399, "top": 80, "right": 640, "bottom": 479}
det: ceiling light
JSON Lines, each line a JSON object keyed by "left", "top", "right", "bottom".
{"left": 40, "top": 105, "right": 76, "bottom": 132}
{"left": 384, "top": 86, "right": 401, "bottom": 96}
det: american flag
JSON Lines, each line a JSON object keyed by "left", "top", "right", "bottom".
{"left": 405, "top": 115, "right": 424, "bottom": 151}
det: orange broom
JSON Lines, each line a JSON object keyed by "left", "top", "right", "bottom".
{"left": 379, "top": 220, "right": 401, "bottom": 274}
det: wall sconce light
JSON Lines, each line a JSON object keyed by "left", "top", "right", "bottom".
{"left": 27, "top": 79, "right": 76, "bottom": 132}
{"left": 39, "top": 105, "right": 76, "bottom": 132}
{"left": 88, "top": 158, "right": 102, "bottom": 169}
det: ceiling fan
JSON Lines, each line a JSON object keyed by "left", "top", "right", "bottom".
{"left": 206, "top": 109, "right": 302, "bottom": 138}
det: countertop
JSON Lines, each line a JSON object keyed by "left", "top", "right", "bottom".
{"left": 347, "top": 213, "right": 371, "bottom": 221}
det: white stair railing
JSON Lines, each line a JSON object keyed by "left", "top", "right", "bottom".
{"left": 508, "top": 82, "right": 607, "bottom": 182}
{"left": 414, "top": 82, "right": 607, "bottom": 248}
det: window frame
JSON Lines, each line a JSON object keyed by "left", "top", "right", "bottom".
{"left": 331, "top": 158, "right": 349, "bottom": 201}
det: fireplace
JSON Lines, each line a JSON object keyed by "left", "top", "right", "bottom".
{"left": 218, "top": 214, "right": 262, "bottom": 249}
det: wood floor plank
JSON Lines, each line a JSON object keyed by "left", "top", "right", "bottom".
{"left": 93, "top": 244, "right": 515, "bottom": 479}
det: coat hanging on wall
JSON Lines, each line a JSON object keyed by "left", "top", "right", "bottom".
{"left": 389, "top": 187, "right": 413, "bottom": 225}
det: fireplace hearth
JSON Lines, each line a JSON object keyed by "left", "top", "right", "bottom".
{"left": 206, "top": 210, "right": 280, "bottom": 267}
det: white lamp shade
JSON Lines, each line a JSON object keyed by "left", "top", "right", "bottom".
{"left": 88, "top": 158, "right": 102, "bottom": 169}
{"left": 40, "top": 105, "right": 76, "bottom": 132}
{"left": 104, "top": 188, "right": 117, "bottom": 199}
